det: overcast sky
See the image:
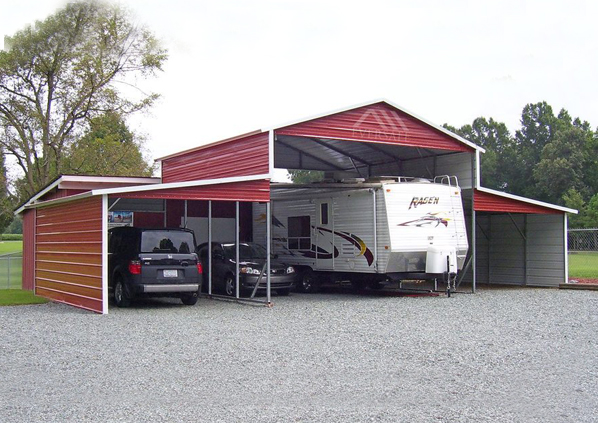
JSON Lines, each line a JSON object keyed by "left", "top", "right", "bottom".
{"left": 3, "top": 0, "right": 598, "bottom": 165}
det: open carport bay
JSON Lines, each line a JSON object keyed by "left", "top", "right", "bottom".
{"left": 2, "top": 288, "right": 597, "bottom": 422}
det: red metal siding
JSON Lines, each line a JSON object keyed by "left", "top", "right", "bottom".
{"left": 161, "top": 132, "right": 270, "bottom": 183}
{"left": 134, "top": 212, "right": 165, "bottom": 228}
{"left": 276, "top": 102, "right": 472, "bottom": 152}
{"left": 474, "top": 190, "right": 561, "bottom": 214}
{"left": 22, "top": 209, "right": 36, "bottom": 291}
{"left": 40, "top": 189, "right": 87, "bottom": 201}
{"left": 114, "top": 180, "right": 270, "bottom": 203}
{"left": 35, "top": 197, "right": 103, "bottom": 313}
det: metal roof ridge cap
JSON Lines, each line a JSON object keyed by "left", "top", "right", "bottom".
{"left": 90, "top": 173, "right": 272, "bottom": 196}
{"left": 476, "top": 186, "right": 578, "bottom": 214}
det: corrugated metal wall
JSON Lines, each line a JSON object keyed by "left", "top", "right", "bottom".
{"left": 22, "top": 209, "right": 36, "bottom": 291}
{"left": 161, "top": 132, "right": 270, "bottom": 183}
{"left": 464, "top": 213, "right": 565, "bottom": 287}
{"left": 115, "top": 180, "right": 270, "bottom": 203}
{"left": 35, "top": 197, "right": 104, "bottom": 313}
{"left": 276, "top": 103, "right": 473, "bottom": 152}
{"left": 526, "top": 214, "right": 565, "bottom": 286}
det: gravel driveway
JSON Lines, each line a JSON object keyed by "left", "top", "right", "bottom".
{"left": 1, "top": 287, "right": 597, "bottom": 422}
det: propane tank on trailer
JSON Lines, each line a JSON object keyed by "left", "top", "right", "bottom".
{"left": 425, "top": 245, "right": 457, "bottom": 275}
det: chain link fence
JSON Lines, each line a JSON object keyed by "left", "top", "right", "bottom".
{"left": 568, "top": 228, "right": 598, "bottom": 280}
{"left": 0, "top": 253, "right": 23, "bottom": 289}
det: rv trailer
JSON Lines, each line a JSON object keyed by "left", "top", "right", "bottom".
{"left": 253, "top": 176, "right": 469, "bottom": 292}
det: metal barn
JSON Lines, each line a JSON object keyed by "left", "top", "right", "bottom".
{"left": 18, "top": 100, "right": 576, "bottom": 313}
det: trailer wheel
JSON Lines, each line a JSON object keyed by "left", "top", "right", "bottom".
{"left": 298, "top": 269, "right": 319, "bottom": 293}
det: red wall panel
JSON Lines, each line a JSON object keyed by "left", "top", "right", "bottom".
{"left": 22, "top": 209, "right": 36, "bottom": 291}
{"left": 134, "top": 212, "right": 165, "bottom": 228}
{"left": 474, "top": 190, "right": 561, "bottom": 214}
{"left": 115, "top": 180, "right": 270, "bottom": 203}
{"left": 276, "top": 102, "right": 472, "bottom": 152}
{"left": 35, "top": 197, "right": 104, "bottom": 313}
{"left": 161, "top": 132, "right": 269, "bottom": 183}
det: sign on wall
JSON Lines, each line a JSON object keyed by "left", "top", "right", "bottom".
{"left": 108, "top": 211, "right": 134, "bottom": 228}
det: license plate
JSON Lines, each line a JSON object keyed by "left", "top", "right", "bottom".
{"left": 163, "top": 269, "right": 178, "bottom": 278}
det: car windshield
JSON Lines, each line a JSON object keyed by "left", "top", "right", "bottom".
{"left": 141, "top": 231, "right": 194, "bottom": 254}
{"left": 222, "top": 243, "right": 267, "bottom": 261}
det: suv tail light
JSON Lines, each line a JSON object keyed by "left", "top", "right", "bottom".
{"left": 196, "top": 262, "right": 203, "bottom": 274}
{"left": 128, "top": 260, "right": 142, "bottom": 275}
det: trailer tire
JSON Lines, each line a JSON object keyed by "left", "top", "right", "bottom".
{"left": 297, "top": 269, "right": 319, "bottom": 293}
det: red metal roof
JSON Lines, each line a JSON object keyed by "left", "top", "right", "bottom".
{"left": 275, "top": 102, "right": 474, "bottom": 152}
{"left": 161, "top": 132, "right": 270, "bottom": 183}
{"left": 474, "top": 189, "right": 564, "bottom": 214}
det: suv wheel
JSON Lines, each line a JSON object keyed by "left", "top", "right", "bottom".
{"left": 114, "top": 277, "right": 131, "bottom": 308}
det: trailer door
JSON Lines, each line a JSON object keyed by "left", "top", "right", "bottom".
{"left": 315, "top": 199, "right": 334, "bottom": 270}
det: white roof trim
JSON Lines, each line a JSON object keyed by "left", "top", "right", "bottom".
{"left": 262, "top": 98, "right": 485, "bottom": 153}
{"left": 91, "top": 173, "right": 272, "bottom": 196}
{"left": 15, "top": 175, "right": 161, "bottom": 215}
{"left": 20, "top": 191, "right": 94, "bottom": 212}
{"left": 476, "top": 186, "right": 578, "bottom": 214}
{"left": 18, "top": 173, "right": 272, "bottom": 212}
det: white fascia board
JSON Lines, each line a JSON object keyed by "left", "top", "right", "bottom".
{"left": 60, "top": 175, "right": 160, "bottom": 185}
{"left": 477, "top": 186, "right": 578, "bottom": 214}
{"left": 263, "top": 98, "right": 485, "bottom": 153}
{"left": 91, "top": 173, "right": 272, "bottom": 196}
{"left": 20, "top": 191, "right": 94, "bottom": 211}
{"left": 14, "top": 176, "right": 64, "bottom": 215}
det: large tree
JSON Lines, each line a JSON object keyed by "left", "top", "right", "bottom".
{"left": 0, "top": 151, "right": 12, "bottom": 233}
{"left": 65, "top": 111, "right": 154, "bottom": 176}
{"left": 0, "top": 0, "right": 167, "bottom": 201}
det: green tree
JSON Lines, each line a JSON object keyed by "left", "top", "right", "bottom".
{"left": 0, "top": 0, "right": 167, "bottom": 201}
{"left": 533, "top": 127, "right": 590, "bottom": 204}
{"left": 0, "top": 151, "right": 13, "bottom": 233}
{"left": 287, "top": 169, "right": 324, "bottom": 184}
{"left": 65, "top": 112, "right": 154, "bottom": 176}
{"left": 563, "top": 188, "right": 586, "bottom": 228}
{"left": 444, "top": 118, "right": 515, "bottom": 191}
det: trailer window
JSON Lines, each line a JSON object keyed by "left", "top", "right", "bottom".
{"left": 320, "top": 203, "right": 329, "bottom": 225}
{"left": 288, "top": 216, "right": 311, "bottom": 250}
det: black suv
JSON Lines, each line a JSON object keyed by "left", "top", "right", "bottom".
{"left": 108, "top": 227, "right": 202, "bottom": 307}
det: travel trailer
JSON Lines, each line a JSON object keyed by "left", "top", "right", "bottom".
{"left": 253, "top": 176, "right": 469, "bottom": 292}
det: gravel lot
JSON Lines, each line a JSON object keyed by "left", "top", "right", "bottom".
{"left": 1, "top": 287, "right": 597, "bottom": 423}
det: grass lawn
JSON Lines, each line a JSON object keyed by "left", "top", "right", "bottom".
{"left": 568, "top": 252, "right": 598, "bottom": 278}
{"left": 0, "top": 289, "right": 48, "bottom": 306}
{"left": 0, "top": 241, "right": 23, "bottom": 255}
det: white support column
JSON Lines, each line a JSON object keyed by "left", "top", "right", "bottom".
{"left": 184, "top": 200, "right": 188, "bottom": 228}
{"left": 101, "top": 195, "right": 109, "bottom": 315}
{"left": 235, "top": 201, "right": 240, "bottom": 299}
{"left": 266, "top": 201, "right": 272, "bottom": 304}
{"left": 268, "top": 130, "right": 275, "bottom": 176}
{"left": 564, "top": 214, "right": 569, "bottom": 284}
{"left": 208, "top": 200, "right": 212, "bottom": 296}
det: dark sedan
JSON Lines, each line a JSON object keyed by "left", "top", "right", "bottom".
{"left": 196, "top": 242, "right": 296, "bottom": 297}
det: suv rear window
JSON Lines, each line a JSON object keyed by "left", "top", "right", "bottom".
{"left": 140, "top": 231, "right": 195, "bottom": 254}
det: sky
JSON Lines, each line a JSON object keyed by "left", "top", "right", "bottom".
{"left": 2, "top": 0, "right": 598, "bottom": 169}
